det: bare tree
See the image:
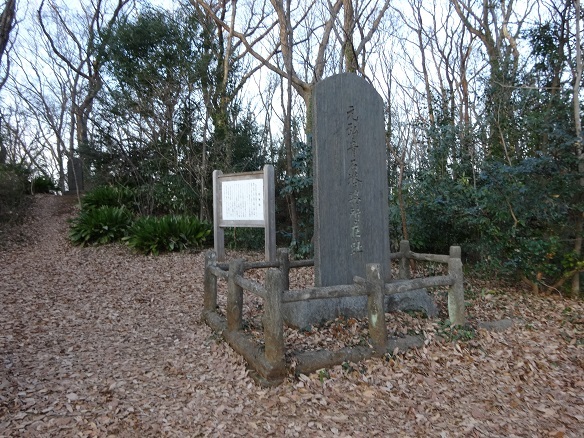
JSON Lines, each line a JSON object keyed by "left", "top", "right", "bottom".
{"left": 336, "top": 0, "right": 392, "bottom": 75}
{"left": 571, "top": 0, "right": 583, "bottom": 296}
{"left": 0, "top": 2, "right": 75, "bottom": 188}
{"left": 450, "top": 0, "right": 533, "bottom": 162}
{"left": 191, "top": 0, "right": 392, "bottom": 247}
{"left": 397, "top": 0, "right": 479, "bottom": 177}
{"left": 190, "top": 0, "right": 268, "bottom": 219}
{"left": 37, "top": 0, "right": 130, "bottom": 193}
{"left": 0, "top": 0, "right": 16, "bottom": 164}
{"left": 10, "top": 46, "right": 71, "bottom": 190}
{"left": 0, "top": 0, "right": 15, "bottom": 90}
{"left": 191, "top": 0, "right": 339, "bottom": 244}
{"left": 191, "top": 0, "right": 393, "bottom": 123}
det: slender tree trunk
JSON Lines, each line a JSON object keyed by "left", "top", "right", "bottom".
{"left": 415, "top": 6, "right": 434, "bottom": 128}
{"left": 572, "top": 0, "right": 583, "bottom": 296}
{"left": 69, "top": 82, "right": 81, "bottom": 201}
{"left": 283, "top": 0, "right": 299, "bottom": 248}
{"left": 200, "top": 110, "right": 210, "bottom": 221}
{"left": 57, "top": 143, "right": 66, "bottom": 192}
{"left": 0, "top": 0, "right": 15, "bottom": 58}
{"left": 0, "top": 0, "right": 15, "bottom": 169}
{"left": 284, "top": 74, "right": 299, "bottom": 247}
{"left": 343, "top": 0, "right": 357, "bottom": 72}
{"left": 397, "top": 150, "right": 408, "bottom": 241}
{"left": 218, "top": 1, "right": 235, "bottom": 169}
{"left": 274, "top": 0, "right": 300, "bottom": 250}
{"left": 0, "top": 0, "right": 15, "bottom": 88}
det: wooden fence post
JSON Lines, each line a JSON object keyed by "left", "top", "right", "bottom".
{"left": 264, "top": 164, "right": 277, "bottom": 262}
{"left": 277, "top": 248, "right": 290, "bottom": 291}
{"left": 264, "top": 268, "right": 285, "bottom": 373}
{"left": 399, "top": 240, "right": 411, "bottom": 279}
{"left": 227, "top": 259, "right": 244, "bottom": 332}
{"left": 448, "top": 246, "right": 465, "bottom": 326}
{"left": 204, "top": 251, "right": 218, "bottom": 313}
{"left": 212, "top": 170, "right": 225, "bottom": 261}
{"left": 366, "top": 263, "right": 388, "bottom": 353}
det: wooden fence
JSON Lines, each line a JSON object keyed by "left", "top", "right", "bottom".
{"left": 203, "top": 240, "right": 464, "bottom": 385}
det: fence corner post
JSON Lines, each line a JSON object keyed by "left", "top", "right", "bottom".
{"left": 204, "top": 250, "right": 218, "bottom": 314}
{"left": 264, "top": 268, "right": 286, "bottom": 375}
{"left": 399, "top": 240, "right": 411, "bottom": 279}
{"left": 448, "top": 246, "right": 465, "bottom": 326}
{"left": 227, "top": 258, "right": 244, "bottom": 332}
{"left": 366, "top": 263, "right": 388, "bottom": 354}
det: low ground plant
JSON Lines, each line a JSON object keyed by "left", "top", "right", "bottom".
{"left": 69, "top": 206, "right": 133, "bottom": 246}
{"left": 81, "top": 185, "right": 135, "bottom": 211}
{"left": 70, "top": 185, "right": 211, "bottom": 255}
{"left": 125, "top": 215, "right": 211, "bottom": 255}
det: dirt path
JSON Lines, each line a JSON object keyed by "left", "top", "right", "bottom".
{"left": 1, "top": 195, "right": 583, "bottom": 437}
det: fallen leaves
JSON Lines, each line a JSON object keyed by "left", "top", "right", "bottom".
{"left": 0, "top": 194, "right": 583, "bottom": 437}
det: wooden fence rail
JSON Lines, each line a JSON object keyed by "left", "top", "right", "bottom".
{"left": 203, "top": 241, "right": 464, "bottom": 385}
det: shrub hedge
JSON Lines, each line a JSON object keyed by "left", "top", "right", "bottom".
{"left": 69, "top": 185, "right": 210, "bottom": 254}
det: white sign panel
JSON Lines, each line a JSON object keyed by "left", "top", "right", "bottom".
{"left": 221, "top": 178, "right": 264, "bottom": 222}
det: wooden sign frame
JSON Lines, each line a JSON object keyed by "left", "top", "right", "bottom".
{"left": 213, "top": 164, "right": 276, "bottom": 261}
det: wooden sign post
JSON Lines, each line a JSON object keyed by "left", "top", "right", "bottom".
{"left": 213, "top": 164, "right": 276, "bottom": 262}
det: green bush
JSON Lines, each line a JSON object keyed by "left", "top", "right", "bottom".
{"left": 81, "top": 185, "right": 136, "bottom": 211}
{"left": 277, "top": 139, "right": 313, "bottom": 258}
{"left": 132, "top": 177, "right": 199, "bottom": 216}
{"left": 69, "top": 206, "right": 133, "bottom": 246}
{"left": 0, "top": 164, "right": 30, "bottom": 221}
{"left": 69, "top": 183, "right": 211, "bottom": 255}
{"left": 125, "top": 215, "right": 211, "bottom": 255}
{"left": 224, "top": 227, "right": 266, "bottom": 252}
{"left": 32, "top": 175, "right": 60, "bottom": 194}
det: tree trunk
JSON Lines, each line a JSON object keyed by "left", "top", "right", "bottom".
{"left": 200, "top": 110, "right": 210, "bottom": 221}
{"left": 282, "top": 0, "right": 299, "bottom": 249}
{"left": 572, "top": 0, "right": 583, "bottom": 296}
{"left": 343, "top": 0, "right": 357, "bottom": 73}
{"left": 0, "top": 0, "right": 15, "bottom": 88}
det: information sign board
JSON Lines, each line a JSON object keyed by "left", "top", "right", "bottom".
{"left": 221, "top": 179, "right": 264, "bottom": 222}
{"left": 212, "top": 165, "right": 275, "bottom": 261}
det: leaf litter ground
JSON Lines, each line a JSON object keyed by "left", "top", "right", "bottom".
{"left": 0, "top": 195, "right": 582, "bottom": 437}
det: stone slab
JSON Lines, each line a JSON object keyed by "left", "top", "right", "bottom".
{"left": 313, "top": 73, "right": 390, "bottom": 287}
{"left": 284, "top": 73, "right": 390, "bottom": 327}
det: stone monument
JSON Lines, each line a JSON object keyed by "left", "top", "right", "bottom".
{"left": 283, "top": 73, "right": 391, "bottom": 327}
{"left": 67, "top": 156, "right": 84, "bottom": 193}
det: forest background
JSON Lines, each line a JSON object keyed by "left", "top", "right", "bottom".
{"left": 0, "top": 0, "right": 582, "bottom": 297}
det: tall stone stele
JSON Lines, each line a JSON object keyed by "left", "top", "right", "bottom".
{"left": 67, "top": 156, "right": 84, "bottom": 193}
{"left": 283, "top": 73, "right": 390, "bottom": 328}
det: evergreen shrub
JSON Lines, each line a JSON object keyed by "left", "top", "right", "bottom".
{"left": 224, "top": 227, "right": 265, "bottom": 252}
{"left": 69, "top": 206, "right": 133, "bottom": 246}
{"left": 125, "top": 215, "right": 211, "bottom": 255}
{"left": 81, "top": 185, "right": 136, "bottom": 211}
{"left": 32, "top": 175, "right": 60, "bottom": 194}
{"left": 0, "top": 164, "right": 29, "bottom": 221}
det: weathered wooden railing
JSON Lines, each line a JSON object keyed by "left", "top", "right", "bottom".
{"left": 389, "top": 240, "right": 465, "bottom": 327}
{"left": 203, "top": 241, "right": 464, "bottom": 385}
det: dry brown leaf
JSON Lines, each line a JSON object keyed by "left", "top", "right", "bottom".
{"left": 0, "top": 194, "right": 583, "bottom": 437}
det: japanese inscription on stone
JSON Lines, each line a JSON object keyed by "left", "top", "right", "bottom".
{"left": 347, "top": 105, "right": 363, "bottom": 255}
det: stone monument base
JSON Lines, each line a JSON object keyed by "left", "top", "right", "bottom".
{"left": 281, "top": 289, "right": 436, "bottom": 329}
